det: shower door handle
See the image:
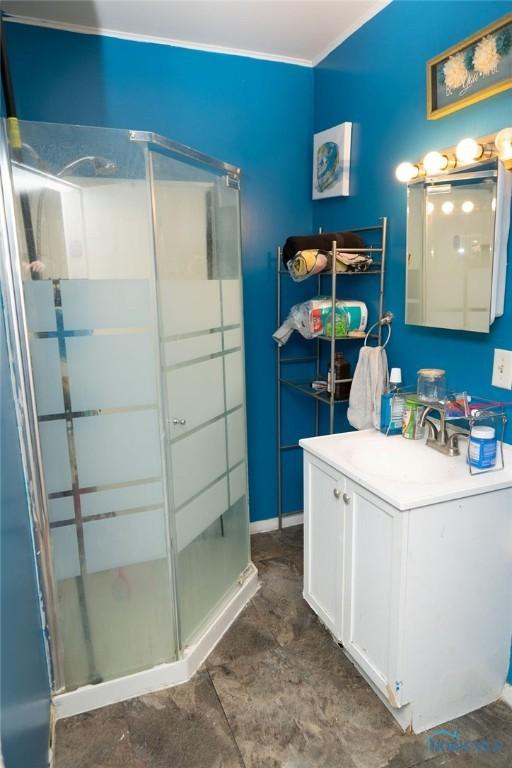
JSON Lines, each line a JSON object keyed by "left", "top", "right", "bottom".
{"left": 171, "top": 418, "right": 186, "bottom": 425}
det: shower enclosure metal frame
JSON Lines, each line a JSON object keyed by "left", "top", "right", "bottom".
{"left": 0, "top": 119, "right": 256, "bottom": 715}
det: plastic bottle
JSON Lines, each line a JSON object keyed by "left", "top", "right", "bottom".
{"left": 327, "top": 352, "right": 351, "bottom": 400}
{"left": 380, "top": 367, "right": 405, "bottom": 435}
{"left": 469, "top": 426, "right": 497, "bottom": 469}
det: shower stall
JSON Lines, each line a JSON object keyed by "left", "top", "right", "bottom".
{"left": 1, "top": 119, "right": 255, "bottom": 715}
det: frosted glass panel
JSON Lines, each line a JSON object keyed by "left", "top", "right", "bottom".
{"left": 74, "top": 411, "right": 161, "bottom": 488}
{"left": 60, "top": 279, "right": 152, "bottom": 329}
{"left": 171, "top": 419, "right": 227, "bottom": 508}
{"left": 48, "top": 497, "right": 74, "bottom": 524}
{"left": 81, "top": 481, "right": 163, "bottom": 518}
{"left": 159, "top": 279, "right": 221, "bottom": 336}
{"left": 177, "top": 498, "right": 248, "bottom": 643}
{"left": 51, "top": 526, "right": 80, "bottom": 580}
{"left": 84, "top": 509, "right": 167, "bottom": 573}
{"left": 175, "top": 477, "right": 228, "bottom": 552}
{"left": 225, "top": 350, "right": 243, "bottom": 410}
{"left": 152, "top": 148, "right": 249, "bottom": 644}
{"left": 222, "top": 280, "right": 241, "bottom": 326}
{"left": 227, "top": 407, "right": 245, "bottom": 468}
{"left": 223, "top": 327, "right": 241, "bottom": 350}
{"left": 29, "top": 338, "right": 64, "bottom": 415}
{"left": 229, "top": 462, "right": 247, "bottom": 504}
{"left": 164, "top": 331, "right": 222, "bottom": 366}
{"left": 67, "top": 333, "right": 157, "bottom": 411}
{"left": 39, "top": 420, "right": 72, "bottom": 494}
{"left": 166, "top": 357, "right": 224, "bottom": 437}
{"left": 23, "top": 281, "right": 57, "bottom": 332}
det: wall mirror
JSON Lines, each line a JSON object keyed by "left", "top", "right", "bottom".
{"left": 405, "top": 162, "right": 511, "bottom": 333}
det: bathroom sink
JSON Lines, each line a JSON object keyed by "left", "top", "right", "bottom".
{"left": 300, "top": 429, "right": 512, "bottom": 510}
{"left": 342, "top": 433, "right": 459, "bottom": 485}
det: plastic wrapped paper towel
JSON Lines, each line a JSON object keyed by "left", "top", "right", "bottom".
{"left": 273, "top": 297, "right": 368, "bottom": 347}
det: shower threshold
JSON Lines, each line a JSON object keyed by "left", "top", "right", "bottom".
{"left": 53, "top": 562, "right": 258, "bottom": 719}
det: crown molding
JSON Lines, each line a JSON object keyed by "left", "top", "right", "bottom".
{"left": 3, "top": 14, "right": 312, "bottom": 68}
{"left": 5, "top": 2, "right": 392, "bottom": 69}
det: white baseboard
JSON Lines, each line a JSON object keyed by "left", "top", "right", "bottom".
{"left": 53, "top": 563, "right": 258, "bottom": 719}
{"left": 250, "top": 512, "right": 303, "bottom": 534}
{"left": 501, "top": 683, "right": 512, "bottom": 709}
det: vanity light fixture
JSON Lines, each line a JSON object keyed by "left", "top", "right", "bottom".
{"left": 423, "top": 150, "right": 451, "bottom": 175}
{"left": 495, "top": 127, "right": 512, "bottom": 170}
{"left": 455, "top": 138, "right": 486, "bottom": 165}
{"left": 395, "top": 127, "right": 512, "bottom": 182}
{"left": 395, "top": 162, "right": 420, "bottom": 183}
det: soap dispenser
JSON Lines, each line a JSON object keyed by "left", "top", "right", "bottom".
{"left": 380, "top": 367, "right": 405, "bottom": 435}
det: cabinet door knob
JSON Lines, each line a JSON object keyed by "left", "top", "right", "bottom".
{"left": 172, "top": 418, "right": 186, "bottom": 425}
{"left": 333, "top": 488, "right": 341, "bottom": 499}
{"left": 343, "top": 493, "right": 351, "bottom": 504}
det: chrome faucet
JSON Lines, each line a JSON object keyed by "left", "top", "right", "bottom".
{"left": 419, "top": 404, "right": 466, "bottom": 457}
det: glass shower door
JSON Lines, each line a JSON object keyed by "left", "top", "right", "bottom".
{"left": 9, "top": 122, "right": 178, "bottom": 691}
{"left": 149, "top": 147, "right": 250, "bottom": 643}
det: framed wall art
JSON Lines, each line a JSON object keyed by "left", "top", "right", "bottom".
{"left": 312, "top": 122, "right": 352, "bottom": 199}
{"left": 427, "top": 13, "right": 512, "bottom": 120}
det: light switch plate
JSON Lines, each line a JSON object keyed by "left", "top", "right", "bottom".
{"left": 492, "top": 349, "right": 512, "bottom": 389}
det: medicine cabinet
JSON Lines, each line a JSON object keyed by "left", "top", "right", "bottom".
{"left": 405, "top": 162, "right": 511, "bottom": 333}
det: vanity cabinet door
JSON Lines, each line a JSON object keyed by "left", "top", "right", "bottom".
{"left": 342, "top": 480, "right": 408, "bottom": 708}
{"left": 303, "top": 454, "right": 345, "bottom": 640}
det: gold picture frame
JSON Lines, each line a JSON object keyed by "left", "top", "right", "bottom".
{"left": 427, "top": 13, "right": 512, "bottom": 120}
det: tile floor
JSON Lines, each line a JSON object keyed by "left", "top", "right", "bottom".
{"left": 55, "top": 525, "right": 512, "bottom": 768}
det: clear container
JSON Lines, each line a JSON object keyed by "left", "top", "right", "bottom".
{"left": 417, "top": 368, "right": 447, "bottom": 402}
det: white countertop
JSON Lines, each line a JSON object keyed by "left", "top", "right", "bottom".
{"left": 299, "top": 429, "right": 512, "bottom": 510}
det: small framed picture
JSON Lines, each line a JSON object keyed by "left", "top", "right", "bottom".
{"left": 427, "top": 13, "right": 512, "bottom": 120}
{"left": 312, "top": 122, "right": 352, "bottom": 199}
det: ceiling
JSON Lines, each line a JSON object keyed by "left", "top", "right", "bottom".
{"left": 3, "top": 0, "right": 390, "bottom": 66}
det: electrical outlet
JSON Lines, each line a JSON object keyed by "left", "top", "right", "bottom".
{"left": 492, "top": 349, "right": 512, "bottom": 389}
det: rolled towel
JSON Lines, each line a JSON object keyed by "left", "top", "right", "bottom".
{"left": 282, "top": 231, "right": 364, "bottom": 267}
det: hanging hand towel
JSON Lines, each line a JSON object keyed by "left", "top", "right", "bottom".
{"left": 347, "top": 346, "right": 389, "bottom": 430}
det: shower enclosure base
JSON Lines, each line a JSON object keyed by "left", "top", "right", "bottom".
{"left": 53, "top": 562, "right": 258, "bottom": 719}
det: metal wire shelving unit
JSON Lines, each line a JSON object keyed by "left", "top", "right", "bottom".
{"left": 276, "top": 217, "right": 388, "bottom": 528}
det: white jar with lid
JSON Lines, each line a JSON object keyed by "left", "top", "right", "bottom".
{"left": 469, "top": 426, "right": 497, "bottom": 469}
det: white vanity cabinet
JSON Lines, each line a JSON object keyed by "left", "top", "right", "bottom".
{"left": 300, "top": 430, "right": 512, "bottom": 734}
{"left": 303, "top": 455, "right": 345, "bottom": 638}
{"left": 341, "top": 479, "right": 408, "bottom": 709}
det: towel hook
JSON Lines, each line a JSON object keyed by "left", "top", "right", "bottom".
{"left": 364, "top": 311, "right": 393, "bottom": 349}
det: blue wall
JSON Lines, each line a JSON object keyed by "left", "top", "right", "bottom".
{"left": 0, "top": 299, "right": 51, "bottom": 767}
{"left": 314, "top": 0, "right": 512, "bottom": 399}
{"left": 313, "top": 0, "right": 512, "bottom": 682}
{"left": 4, "top": 21, "right": 313, "bottom": 524}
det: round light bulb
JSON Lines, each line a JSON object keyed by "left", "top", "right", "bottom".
{"left": 395, "top": 161, "right": 419, "bottom": 183}
{"left": 495, "top": 127, "right": 512, "bottom": 169}
{"left": 426, "top": 201, "right": 435, "bottom": 215}
{"left": 461, "top": 200, "right": 474, "bottom": 214}
{"left": 442, "top": 201, "right": 454, "bottom": 215}
{"left": 455, "top": 138, "right": 483, "bottom": 165}
{"left": 423, "top": 151, "right": 449, "bottom": 175}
